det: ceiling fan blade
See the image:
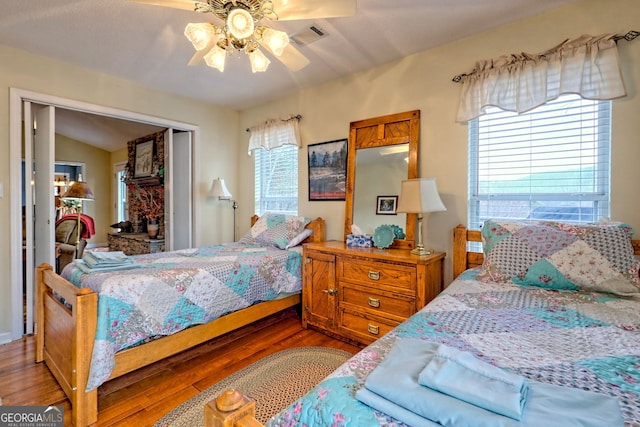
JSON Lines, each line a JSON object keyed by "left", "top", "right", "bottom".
{"left": 260, "top": 41, "right": 310, "bottom": 72}
{"left": 127, "top": 0, "right": 197, "bottom": 11}
{"left": 271, "top": 0, "right": 356, "bottom": 21}
{"left": 187, "top": 48, "right": 208, "bottom": 66}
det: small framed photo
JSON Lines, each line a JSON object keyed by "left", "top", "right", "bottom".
{"left": 134, "top": 139, "right": 155, "bottom": 178}
{"left": 376, "top": 196, "right": 398, "bottom": 215}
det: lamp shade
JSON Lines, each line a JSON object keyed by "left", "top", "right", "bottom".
{"left": 227, "top": 8, "right": 254, "bottom": 40}
{"left": 184, "top": 23, "right": 217, "bottom": 51}
{"left": 396, "top": 178, "right": 446, "bottom": 214}
{"left": 248, "top": 48, "right": 270, "bottom": 73}
{"left": 204, "top": 44, "right": 227, "bottom": 72}
{"left": 262, "top": 27, "right": 289, "bottom": 56}
{"left": 61, "top": 181, "right": 95, "bottom": 201}
{"left": 209, "top": 177, "right": 232, "bottom": 199}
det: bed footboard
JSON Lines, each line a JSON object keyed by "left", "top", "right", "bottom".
{"left": 35, "top": 263, "right": 98, "bottom": 427}
{"left": 206, "top": 389, "right": 264, "bottom": 427}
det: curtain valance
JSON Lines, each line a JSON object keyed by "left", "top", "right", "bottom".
{"left": 455, "top": 32, "right": 636, "bottom": 122}
{"left": 247, "top": 114, "right": 302, "bottom": 154}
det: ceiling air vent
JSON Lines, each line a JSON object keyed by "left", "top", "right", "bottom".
{"left": 290, "top": 24, "right": 328, "bottom": 46}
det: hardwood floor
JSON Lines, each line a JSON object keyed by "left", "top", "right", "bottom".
{"left": 0, "top": 307, "right": 362, "bottom": 426}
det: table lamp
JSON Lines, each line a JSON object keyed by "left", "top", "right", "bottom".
{"left": 396, "top": 178, "right": 446, "bottom": 255}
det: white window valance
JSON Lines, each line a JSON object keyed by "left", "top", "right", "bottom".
{"left": 456, "top": 33, "right": 629, "bottom": 122}
{"left": 247, "top": 115, "right": 302, "bottom": 154}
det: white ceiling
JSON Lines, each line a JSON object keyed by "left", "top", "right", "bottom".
{"left": 0, "top": 0, "right": 577, "bottom": 151}
{"left": 54, "top": 109, "right": 166, "bottom": 151}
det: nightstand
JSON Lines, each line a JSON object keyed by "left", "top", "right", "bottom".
{"left": 302, "top": 241, "right": 445, "bottom": 345}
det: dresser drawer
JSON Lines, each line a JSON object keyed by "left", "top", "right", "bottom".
{"left": 340, "top": 284, "right": 415, "bottom": 319}
{"left": 339, "top": 310, "right": 398, "bottom": 343}
{"left": 338, "top": 259, "right": 415, "bottom": 290}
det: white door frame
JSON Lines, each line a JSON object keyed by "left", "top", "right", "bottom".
{"left": 9, "top": 87, "right": 201, "bottom": 341}
{"left": 166, "top": 130, "right": 194, "bottom": 250}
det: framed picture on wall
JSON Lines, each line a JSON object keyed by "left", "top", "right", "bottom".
{"left": 134, "top": 139, "right": 155, "bottom": 178}
{"left": 376, "top": 195, "right": 398, "bottom": 215}
{"left": 308, "top": 138, "right": 348, "bottom": 201}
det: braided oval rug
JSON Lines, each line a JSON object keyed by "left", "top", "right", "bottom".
{"left": 154, "top": 346, "right": 351, "bottom": 427}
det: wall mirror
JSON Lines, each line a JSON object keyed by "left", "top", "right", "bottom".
{"left": 344, "top": 110, "right": 420, "bottom": 249}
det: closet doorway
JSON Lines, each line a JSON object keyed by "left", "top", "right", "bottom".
{"left": 9, "top": 88, "right": 199, "bottom": 340}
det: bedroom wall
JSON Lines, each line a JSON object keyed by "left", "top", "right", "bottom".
{"left": 238, "top": 0, "right": 640, "bottom": 285}
{"left": 0, "top": 44, "right": 240, "bottom": 338}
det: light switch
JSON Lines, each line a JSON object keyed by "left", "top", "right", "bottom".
{"left": 0, "top": 182, "right": 3, "bottom": 198}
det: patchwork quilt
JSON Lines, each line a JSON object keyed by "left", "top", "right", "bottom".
{"left": 268, "top": 269, "right": 640, "bottom": 427}
{"left": 62, "top": 243, "right": 304, "bottom": 390}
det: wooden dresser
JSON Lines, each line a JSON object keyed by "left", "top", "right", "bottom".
{"left": 302, "top": 241, "right": 445, "bottom": 345}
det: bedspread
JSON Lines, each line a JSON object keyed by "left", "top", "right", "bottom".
{"left": 61, "top": 243, "right": 303, "bottom": 390}
{"left": 268, "top": 269, "right": 640, "bottom": 427}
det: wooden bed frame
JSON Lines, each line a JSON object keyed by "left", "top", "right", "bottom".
{"left": 453, "top": 224, "right": 483, "bottom": 279}
{"left": 35, "top": 216, "right": 325, "bottom": 427}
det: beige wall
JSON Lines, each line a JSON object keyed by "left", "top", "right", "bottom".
{"left": 0, "top": 44, "right": 240, "bottom": 336}
{"left": 239, "top": 0, "right": 640, "bottom": 285}
{"left": 111, "top": 147, "right": 129, "bottom": 166}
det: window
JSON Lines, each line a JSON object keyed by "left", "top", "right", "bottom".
{"left": 469, "top": 94, "right": 611, "bottom": 229}
{"left": 114, "top": 162, "right": 128, "bottom": 222}
{"left": 254, "top": 145, "right": 299, "bottom": 215}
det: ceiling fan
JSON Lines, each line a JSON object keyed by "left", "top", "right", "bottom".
{"left": 129, "top": 0, "right": 357, "bottom": 73}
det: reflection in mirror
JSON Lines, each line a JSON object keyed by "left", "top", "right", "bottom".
{"left": 353, "top": 145, "right": 408, "bottom": 235}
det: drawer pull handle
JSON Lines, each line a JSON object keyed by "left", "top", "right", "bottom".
{"left": 367, "top": 324, "right": 380, "bottom": 335}
{"left": 321, "top": 288, "right": 338, "bottom": 296}
{"left": 368, "top": 297, "right": 380, "bottom": 308}
{"left": 368, "top": 271, "right": 380, "bottom": 280}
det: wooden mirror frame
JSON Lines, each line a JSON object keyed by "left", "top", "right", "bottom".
{"left": 344, "top": 110, "right": 420, "bottom": 249}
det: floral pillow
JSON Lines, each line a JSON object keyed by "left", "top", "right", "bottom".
{"left": 240, "top": 213, "right": 312, "bottom": 249}
{"left": 478, "top": 219, "right": 640, "bottom": 295}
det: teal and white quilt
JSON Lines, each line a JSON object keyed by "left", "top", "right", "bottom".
{"left": 269, "top": 269, "right": 640, "bottom": 426}
{"left": 62, "top": 243, "right": 303, "bottom": 391}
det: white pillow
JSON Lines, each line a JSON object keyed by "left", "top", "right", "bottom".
{"left": 284, "top": 228, "right": 314, "bottom": 249}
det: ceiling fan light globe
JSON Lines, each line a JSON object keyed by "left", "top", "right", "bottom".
{"left": 263, "top": 27, "right": 289, "bottom": 56}
{"left": 249, "top": 48, "right": 270, "bottom": 73}
{"left": 203, "top": 44, "right": 227, "bottom": 72}
{"left": 227, "top": 8, "right": 254, "bottom": 40}
{"left": 184, "top": 23, "right": 216, "bottom": 51}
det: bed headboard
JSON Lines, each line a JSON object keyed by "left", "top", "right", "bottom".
{"left": 303, "top": 217, "right": 326, "bottom": 243}
{"left": 453, "top": 224, "right": 640, "bottom": 279}
{"left": 250, "top": 215, "right": 326, "bottom": 243}
{"left": 453, "top": 225, "right": 483, "bottom": 279}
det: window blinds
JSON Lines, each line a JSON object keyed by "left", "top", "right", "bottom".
{"left": 469, "top": 95, "right": 611, "bottom": 229}
{"left": 254, "top": 144, "right": 299, "bottom": 215}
